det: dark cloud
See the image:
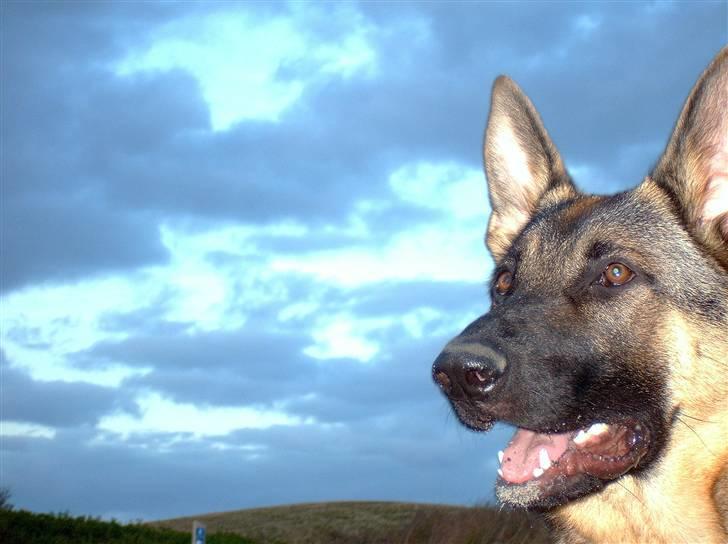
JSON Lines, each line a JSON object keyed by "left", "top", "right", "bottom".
{"left": 1, "top": 355, "right": 135, "bottom": 427}
{"left": 81, "top": 321, "right": 463, "bottom": 426}
{"left": 1, "top": 193, "right": 167, "bottom": 292}
{"left": 1, "top": 5, "right": 191, "bottom": 292}
{"left": 97, "top": 306, "right": 190, "bottom": 338}
{"left": 76, "top": 325, "right": 439, "bottom": 417}
{"left": 123, "top": 368, "right": 271, "bottom": 407}
{"left": 281, "top": 334, "right": 453, "bottom": 423}
{"left": 1, "top": 418, "right": 514, "bottom": 520}
{"left": 364, "top": 2, "right": 727, "bottom": 193}
{"left": 82, "top": 328, "right": 310, "bottom": 373}
{"left": 4, "top": 1, "right": 725, "bottom": 291}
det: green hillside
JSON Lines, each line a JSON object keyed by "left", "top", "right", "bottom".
{"left": 151, "top": 501, "right": 551, "bottom": 544}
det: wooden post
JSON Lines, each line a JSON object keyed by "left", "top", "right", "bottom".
{"left": 192, "top": 520, "right": 206, "bottom": 544}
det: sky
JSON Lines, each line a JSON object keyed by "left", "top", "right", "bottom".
{"left": 1, "top": 0, "right": 726, "bottom": 522}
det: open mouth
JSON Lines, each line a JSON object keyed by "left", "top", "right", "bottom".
{"left": 495, "top": 419, "right": 650, "bottom": 508}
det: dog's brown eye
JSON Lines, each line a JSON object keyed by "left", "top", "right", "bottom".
{"left": 495, "top": 271, "right": 513, "bottom": 294}
{"left": 602, "top": 262, "right": 634, "bottom": 287}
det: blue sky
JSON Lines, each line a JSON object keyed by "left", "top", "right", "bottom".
{"left": 1, "top": 1, "right": 726, "bottom": 522}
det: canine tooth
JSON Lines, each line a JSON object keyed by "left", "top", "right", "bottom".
{"left": 498, "top": 450, "right": 504, "bottom": 464}
{"left": 497, "top": 468, "right": 503, "bottom": 478}
{"left": 533, "top": 467, "right": 544, "bottom": 478}
{"left": 539, "top": 448, "right": 551, "bottom": 470}
{"left": 587, "top": 423, "right": 609, "bottom": 436}
{"left": 574, "top": 430, "right": 588, "bottom": 445}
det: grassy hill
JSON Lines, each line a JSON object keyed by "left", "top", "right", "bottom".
{"left": 151, "top": 501, "right": 551, "bottom": 544}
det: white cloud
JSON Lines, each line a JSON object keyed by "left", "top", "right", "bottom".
{"left": 401, "top": 307, "right": 447, "bottom": 339}
{"left": 301, "top": 306, "right": 464, "bottom": 363}
{"left": 152, "top": 222, "right": 305, "bottom": 332}
{"left": 271, "top": 161, "right": 492, "bottom": 287}
{"left": 278, "top": 301, "right": 320, "bottom": 322}
{"left": 1, "top": 421, "right": 56, "bottom": 439}
{"left": 303, "top": 314, "right": 387, "bottom": 362}
{"left": 0, "top": 221, "right": 305, "bottom": 390}
{"left": 115, "top": 6, "right": 378, "bottom": 131}
{"left": 98, "top": 392, "right": 309, "bottom": 439}
{"left": 389, "top": 161, "right": 488, "bottom": 220}
{"left": 572, "top": 13, "right": 602, "bottom": 36}
{"left": 1, "top": 276, "right": 155, "bottom": 386}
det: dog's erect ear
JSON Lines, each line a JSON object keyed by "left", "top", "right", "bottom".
{"left": 652, "top": 47, "right": 728, "bottom": 261}
{"left": 484, "top": 76, "right": 577, "bottom": 261}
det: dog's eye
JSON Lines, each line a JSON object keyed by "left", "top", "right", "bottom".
{"left": 495, "top": 271, "right": 513, "bottom": 295}
{"left": 601, "top": 262, "right": 634, "bottom": 287}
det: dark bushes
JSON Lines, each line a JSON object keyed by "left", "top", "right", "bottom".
{"left": 0, "top": 509, "right": 255, "bottom": 544}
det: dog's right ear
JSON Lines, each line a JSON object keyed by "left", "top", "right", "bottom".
{"left": 484, "top": 77, "right": 576, "bottom": 261}
{"left": 652, "top": 47, "right": 728, "bottom": 265}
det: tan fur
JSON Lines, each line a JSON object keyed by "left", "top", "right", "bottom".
{"left": 546, "top": 158, "right": 728, "bottom": 544}
{"left": 551, "top": 313, "right": 728, "bottom": 543}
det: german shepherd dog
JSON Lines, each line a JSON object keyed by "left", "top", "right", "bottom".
{"left": 432, "top": 48, "right": 728, "bottom": 543}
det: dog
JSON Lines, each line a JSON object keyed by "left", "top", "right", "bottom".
{"left": 432, "top": 47, "right": 728, "bottom": 543}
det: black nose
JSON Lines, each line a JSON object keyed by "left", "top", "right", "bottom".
{"left": 432, "top": 340, "right": 506, "bottom": 400}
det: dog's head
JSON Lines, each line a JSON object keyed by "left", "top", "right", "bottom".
{"left": 433, "top": 48, "right": 728, "bottom": 510}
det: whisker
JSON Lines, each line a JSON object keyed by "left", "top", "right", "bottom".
{"left": 702, "top": 353, "right": 728, "bottom": 370}
{"left": 677, "top": 412, "right": 715, "bottom": 424}
{"left": 615, "top": 480, "right": 646, "bottom": 508}
{"left": 676, "top": 415, "right": 715, "bottom": 456}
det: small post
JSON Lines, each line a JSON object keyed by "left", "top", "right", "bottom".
{"left": 192, "top": 521, "right": 206, "bottom": 544}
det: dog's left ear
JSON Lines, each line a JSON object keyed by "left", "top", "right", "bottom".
{"left": 653, "top": 47, "right": 728, "bottom": 258}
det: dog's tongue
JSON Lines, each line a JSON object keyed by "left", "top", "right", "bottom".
{"left": 500, "top": 428, "right": 571, "bottom": 484}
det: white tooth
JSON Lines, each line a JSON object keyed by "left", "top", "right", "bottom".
{"left": 573, "top": 430, "right": 588, "bottom": 445}
{"left": 497, "top": 468, "right": 503, "bottom": 478}
{"left": 587, "top": 423, "right": 609, "bottom": 436}
{"left": 533, "top": 467, "right": 544, "bottom": 478}
{"left": 498, "top": 450, "right": 504, "bottom": 464}
{"left": 539, "top": 448, "right": 551, "bottom": 470}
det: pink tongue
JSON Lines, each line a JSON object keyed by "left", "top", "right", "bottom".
{"left": 500, "top": 428, "right": 571, "bottom": 484}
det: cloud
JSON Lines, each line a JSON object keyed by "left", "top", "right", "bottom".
{"left": 1, "top": 352, "right": 134, "bottom": 427}
{"left": 1, "top": 194, "right": 168, "bottom": 293}
{"left": 82, "top": 328, "right": 310, "bottom": 372}
{"left": 116, "top": 5, "right": 378, "bottom": 130}
{"left": 2, "top": 0, "right": 726, "bottom": 523}
{"left": 97, "top": 392, "right": 307, "bottom": 438}
{"left": 1, "top": 7, "right": 203, "bottom": 291}
{"left": 5, "top": 1, "right": 727, "bottom": 292}
{"left": 1, "top": 415, "right": 514, "bottom": 521}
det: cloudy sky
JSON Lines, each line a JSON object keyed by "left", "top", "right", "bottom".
{"left": 1, "top": 1, "right": 726, "bottom": 522}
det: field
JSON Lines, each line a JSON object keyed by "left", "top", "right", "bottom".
{"left": 151, "top": 501, "right": 551, "bottom": 544}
